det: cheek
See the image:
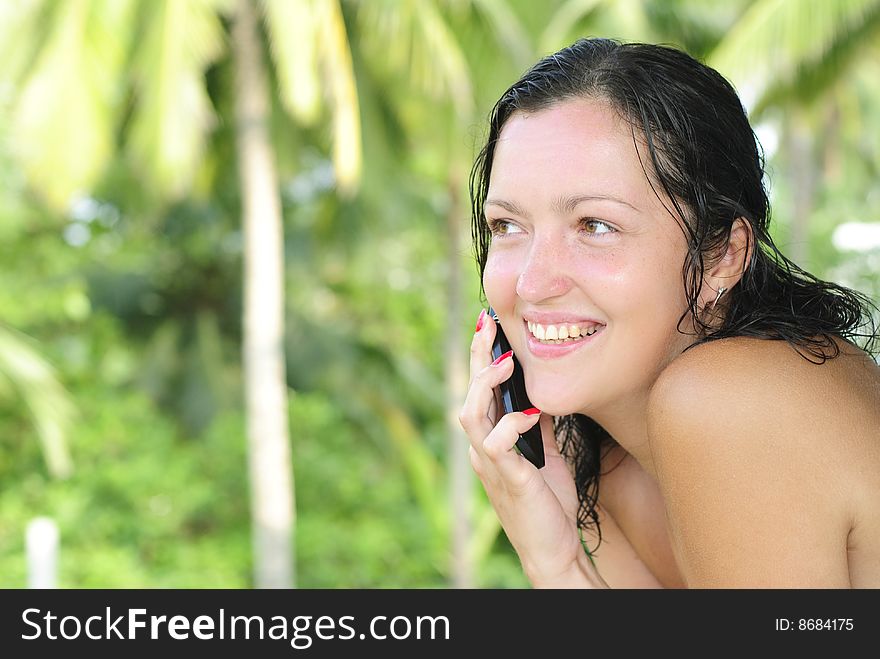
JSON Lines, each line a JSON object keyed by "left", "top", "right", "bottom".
{"left": 482, "top": 252, "right": 519, "bottom": 302}
{"left": 610, "top": 248, "right": 691, "bottom": 337}
{"left": 580, "top": 250, "right": 689, "bottom": 342}
{"left": 570, "top": 247, "right": 629, "bottom": 296}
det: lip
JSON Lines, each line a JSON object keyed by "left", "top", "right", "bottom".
{"left": 521, "top": 311, "right": 605, "bottom": 326}
{"left": 524, "top": 320, "right": 604, "bottom": 359}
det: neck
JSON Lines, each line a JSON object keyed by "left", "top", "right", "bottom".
{"left": 585, "top": 331, "right": 701, "bottom": 478}
{"left": 581, "top": 389, "right": 658, "bottom": 480}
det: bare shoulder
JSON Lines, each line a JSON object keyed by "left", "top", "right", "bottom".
{"left": 648, "top": 334, "right": 880, "bottom": 486}
{"left": 645, "top": 335, "right": 880, "bottom": 587}
{"left": 657, "top": 333, "right": 880, "bottom": 383}
{"left": 650, "top": 335, "right": 880, "bottom": 439}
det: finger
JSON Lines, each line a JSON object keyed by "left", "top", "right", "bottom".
{"left": 459, "top": 349, "right": 516, "bottom": 446}
{"left": 482, "top": 409, "right": 543, "bottom": 486}
{"left": 468, "top": 445, "right": 488, "bottom": 480}
{"left": 471, "top": 308, "right": 504, "bottom": 421}
{"left": 468, "top": 308, "right": 497, "bottom": 387}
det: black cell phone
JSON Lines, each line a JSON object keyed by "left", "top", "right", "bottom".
{"left": 487, "top": 307, "right": 545, "bottom": 469}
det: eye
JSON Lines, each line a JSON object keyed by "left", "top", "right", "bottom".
{"left": 487, "top": 218, "right": 523, "bottom": 236}
{"left": 580, "top": 218, "right": 616, "bottom": 237}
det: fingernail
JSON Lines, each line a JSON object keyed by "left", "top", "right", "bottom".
{"left": 523, "top": 407, "right": 541, "bottom": 416}
{"left": 491, "top": 350, "right": 513, "bottom": 365}
{"left": 474, "top": 309, "right": 486, "bottom": 333}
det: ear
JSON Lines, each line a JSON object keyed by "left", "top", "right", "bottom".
{"left": 699, "top": 218, "right": 753, "bottom": 309}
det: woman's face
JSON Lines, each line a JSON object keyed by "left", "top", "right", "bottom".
{"left": 482, "top": 98, "right": 697, "bottom": 417}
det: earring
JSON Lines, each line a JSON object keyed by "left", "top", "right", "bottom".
{"left": 709, "top": 286, "right": 727, "bottom": 310}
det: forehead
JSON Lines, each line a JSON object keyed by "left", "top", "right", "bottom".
{"left": 489, "top": 98, "right": 654, "bottom": 206}
{"left": 496, "top": 98, "right": 629, "bottom": 156}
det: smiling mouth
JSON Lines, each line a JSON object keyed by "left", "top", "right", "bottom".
{"left": 525, "top": 320, "right": 605, "bottom": 344}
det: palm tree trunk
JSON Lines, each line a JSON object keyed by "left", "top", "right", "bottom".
{"left": 788, "top": 109, "right": 816, "bottom": 267}
{"left": 232, "top": 0, "right": 295, "bottom": 589}
{"left": 445, "top": 163, "right": 473, "bottom": 587}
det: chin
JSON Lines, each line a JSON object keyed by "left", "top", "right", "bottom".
{"left": 524, "top": 390, "right": 586, "bottom": 418}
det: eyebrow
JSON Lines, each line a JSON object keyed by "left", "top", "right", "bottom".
{"left": 485, "top": 194, "right": 640, "bottom": 217}
{"left": 485, "top": 198, "right": 530, "bottom": 218}
{"left": 553, "top": 194, "right": 640, "bottom": 214}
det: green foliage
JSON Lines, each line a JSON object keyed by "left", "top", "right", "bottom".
{"left": 292, "top": 392, "right": 443, "bottom": 587}
{"left": 1, "top": 0, "right": 878, "bottom": 591}
{"left": 0, "top": 355, "right": 522, "bottom": 587}
{"left": 0, "top": 381, "right": 251, "bottom": 588}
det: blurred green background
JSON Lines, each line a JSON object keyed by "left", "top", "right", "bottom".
{"left": 1, "top": 0, "right": 878, "bottom": 588}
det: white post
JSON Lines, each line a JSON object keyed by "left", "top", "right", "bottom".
{"left": 26, "top": 516, "right": 59, "bottom": 588}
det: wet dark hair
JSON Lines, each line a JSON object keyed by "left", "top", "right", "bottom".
{"left": 469, "top": 37, "right": 880, "bottom": 548}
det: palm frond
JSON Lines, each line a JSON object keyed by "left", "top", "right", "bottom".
{"left": 415, "top": 0, "right": 474, "bottom": 118}
{"left": 262, "top": 0, "right": 322, "bottom": 125}
{"left": 356, "top": 0, "right": 473, "bottom": 119}
{"left": 539, "top": 0, "right": 604, "bottom": 55}
{"left": 468, "top": 0, "right": 533, "bottom": 71}
{"left": 753, "top": 9, "right": 880, "bottom": 117}
{"left": 268, "top": 0, "right": 362, "bottom": 195}
{"left": 6, "top": 0, "right": 137, "bottom": 210}
{"left": 0, "top": 0, "right": 61, "bottom": 87}
{"left": 317, "top": 0, "right": 362, "bottom": 196}
{"left": 127, "top": 0, "right": 227, "bottom": 201}
{"left": 708, "top": 0, "right": 880, "bottom": 115}
{"left": 0, "top": 325, "right": 76, "bottom": 478}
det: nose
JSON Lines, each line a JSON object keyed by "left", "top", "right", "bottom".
{"left": 514, "top": 232, "right": 574, "bottom": 303}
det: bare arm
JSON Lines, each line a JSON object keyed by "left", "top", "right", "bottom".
{"left": 582, "top": 503, "right": 666, "bottom": 589}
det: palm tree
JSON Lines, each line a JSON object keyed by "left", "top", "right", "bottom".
{"left": 232, "top": 0, "right": 296, "bottom": 591}
{"left": 707, "top": 0, "right": 880, "bottom": 266}
{"left": 0, "top": 0, "right": 362, "bottom": 589}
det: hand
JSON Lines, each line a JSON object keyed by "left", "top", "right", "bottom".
{"left": 458, "top": 309, "right": 607, "bottom": 588}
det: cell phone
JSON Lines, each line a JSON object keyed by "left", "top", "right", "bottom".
{"left": 487, "top": 307, "right": 545, "bottom": 469}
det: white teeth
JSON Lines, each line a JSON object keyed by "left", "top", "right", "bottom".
{"left": 527, "top": 320, "right": 602, "bottom": 342}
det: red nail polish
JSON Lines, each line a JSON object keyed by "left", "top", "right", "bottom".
{"left": 475, "top": 309, "right": 486, "bottom": 333}
{"left": 523, "top": 407, "right": 541, "bottom": 416}
{"left": 491, "top": 350, "right": 513, "bottom": 365}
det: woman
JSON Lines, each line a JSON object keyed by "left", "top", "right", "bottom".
{"left": 459, "top": 38, "right": 880, "bottom": 588}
